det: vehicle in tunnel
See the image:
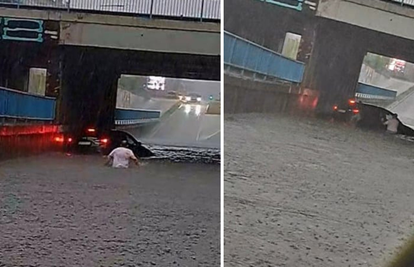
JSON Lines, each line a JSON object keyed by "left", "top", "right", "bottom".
{"left": 63, "top": 127, "right": 104, "bottom": 154}
{"left": 62, "top": 128, "right": 154, "bottom": 158}
{"left": 166, "top": 91, "right": 183, "bottom": 100}
{"left": 332, "top": 98, "right": 360, "bottom": 122}
{"left": 184, "top": 93, "right": 202, "bottom": 103}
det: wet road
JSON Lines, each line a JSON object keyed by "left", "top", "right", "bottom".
{"left": 0, "top": 154, "right": 220, "bottom": 266}
{"left": 225, "top": 113, "right": 414, "bottom": 267}
{"left": 137, "top": 103, "right": 220, "bottom": 149}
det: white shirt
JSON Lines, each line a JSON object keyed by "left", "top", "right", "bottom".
{"left": 384, "top": 118, "right": 399, "bottom": 133}
{"left": 108, "top": 147, "right": 137, "bottom": 168}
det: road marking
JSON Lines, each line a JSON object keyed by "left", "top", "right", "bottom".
{"left": 198, "top": 130, "right": 220, "bottom": 141}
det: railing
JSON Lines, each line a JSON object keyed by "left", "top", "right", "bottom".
{"left": 224, "top": 31, "right": 305, "bottom": 83}
{"left": 388, "top": 0, "right": 414, "bottom": 7}
{"left": 114, "top": 108, "right": 161, "bottom": 125}
{"left": 0, "top": 87, "right": 56, "bottom": 121}
{"left": 355, "top": 83, "right": 397, "bottom": 100}
{"left": 0, "top": 0, "right": 221, "bottom": 21}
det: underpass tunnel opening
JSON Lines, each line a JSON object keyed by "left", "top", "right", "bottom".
{"left": 356, "top": 52, "right": 414, "bottom": 130}
{"left": 302, "top": 17, "right": 414, "bottom": 114}
{"left": 358, "top": 52, "right": 414, "bottom": 88}
{"left": 57, "top": 46, "right": 219, "bottom": 140}
{"left": 115, "top": 74, "right": 220, "bottom": 149}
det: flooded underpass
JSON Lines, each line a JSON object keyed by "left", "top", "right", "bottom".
{"left": 124, "top": 98, "right": 221, "bottom": 165}
{"left": 0, "top": 152, "right": 220, "bottom": 266}
{"left": 225, "top": 113, "right": 414, "bottom": 267}
{"left": 0, "top": 92, "right": 221, "bottom": 267}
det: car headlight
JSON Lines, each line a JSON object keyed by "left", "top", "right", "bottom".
{"left": 197, "top": 97, "right": 202, "bottom": 102}
{"left": 185, "top": 96, "right": 191, "bottom": 101}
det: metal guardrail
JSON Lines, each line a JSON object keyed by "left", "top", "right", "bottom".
{"left": 0, "top": 87, "right": 56, "bottom": 121}
{"left": 114, "top": 108, "right": 161, "bottom": 125}
{"left": 0, "top": 0, "right": 221, "bottom": 21}
{"left": 355, "top": 83, "right": 398, "bottom": 100}
{"left": 224, "top": 31, "right": 305, "bottom": 83}
{"left": 389, "top": 0, "right": 414, "bottom": 7}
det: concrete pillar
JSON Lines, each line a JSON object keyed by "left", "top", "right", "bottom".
{"left": 59, "top": 47, "right": 120, "bottom": 135}
{"left": 302, "top": 20, "right": 367, "bottom": 114}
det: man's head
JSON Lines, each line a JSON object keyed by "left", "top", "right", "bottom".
{"left": 120, "top": 140, "right": 128, "bottom": 147}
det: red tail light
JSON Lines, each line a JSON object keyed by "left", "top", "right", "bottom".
{"left": 349, "top": 99, "right": 356, "bottom": 105}
{"left": 100, "top": 138, "right": 109, "bottom": 144}
{"left": 333, "top": 105, "right": 338, "bottom": 110}
{"left": 352, "top": 109, "right": 360, "bottom": 114}
{"left": 54, "top": 136, "right": 64, "bottom": 143}
{"left": 87, "top": 128, "right": 96, "bottom": 133}
{"left": 67, "top": 138, "right": 73, "bottom": 143}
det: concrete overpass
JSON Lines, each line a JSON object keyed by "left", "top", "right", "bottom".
{"left": 317, "top": 0, "right": 414, "bottom": 41}
{"left": 224, "top": 0, "right": 414, "bottom": 114}
{"left": 0, "top": 7, "right": 220, "bottom": 56}
{"left": 0, "top": 2, "right": 220, "bottom": 159}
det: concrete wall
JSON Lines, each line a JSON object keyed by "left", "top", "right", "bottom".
{"left": 317, "top": 0, "right": 414, "bottom": 41}
{"left": 224, "top": 0, "right": 316, "bottom": 63}
{"left": 60, "top": 22, "right": 220, "bottom": 55}
{"left": 0, "top": 41, "right": 56, "bottom": 93}
{"left": 116, "top": 88, "right": 143, "bottom": 109}
{"left": 0, "top": 7, "right": 220, "bottom": 56}
{"left": 224, "top": 75, "right": 317, "bottom": 115}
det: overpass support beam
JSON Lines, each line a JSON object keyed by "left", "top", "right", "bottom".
{"left": 59, "top": 47, "right": 119, "bottom": 134}
{"left": 302, "top": 20, "right": 367, "bottom": 114}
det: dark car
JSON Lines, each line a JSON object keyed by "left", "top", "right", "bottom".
{"left": 63, "top": 127, "right": 103, "bottom": 154}
{"left": 100, "top": 130, "right": 154, "bottom": 158}
{"left": 332, "top": 98, "right": 361, "bottom": 122}
{"left": 62, "top": 128, "right": 153, "bottom": 157}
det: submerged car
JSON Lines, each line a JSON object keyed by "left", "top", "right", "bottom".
{"left": 59, "top": 128, "right": 154, "bottom": 157}
{"left": 100, "top": 130, "right": 154, "bottom": 158}
{"left": 332, "top": 98, "right": 360, "bottom": 122}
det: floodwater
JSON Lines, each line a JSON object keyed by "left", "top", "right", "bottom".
{"left": 225, "top": 113, "right": 414, "bottom": 267}
{"left": 0, "top": 154, "right": 220, "bottom": 266}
